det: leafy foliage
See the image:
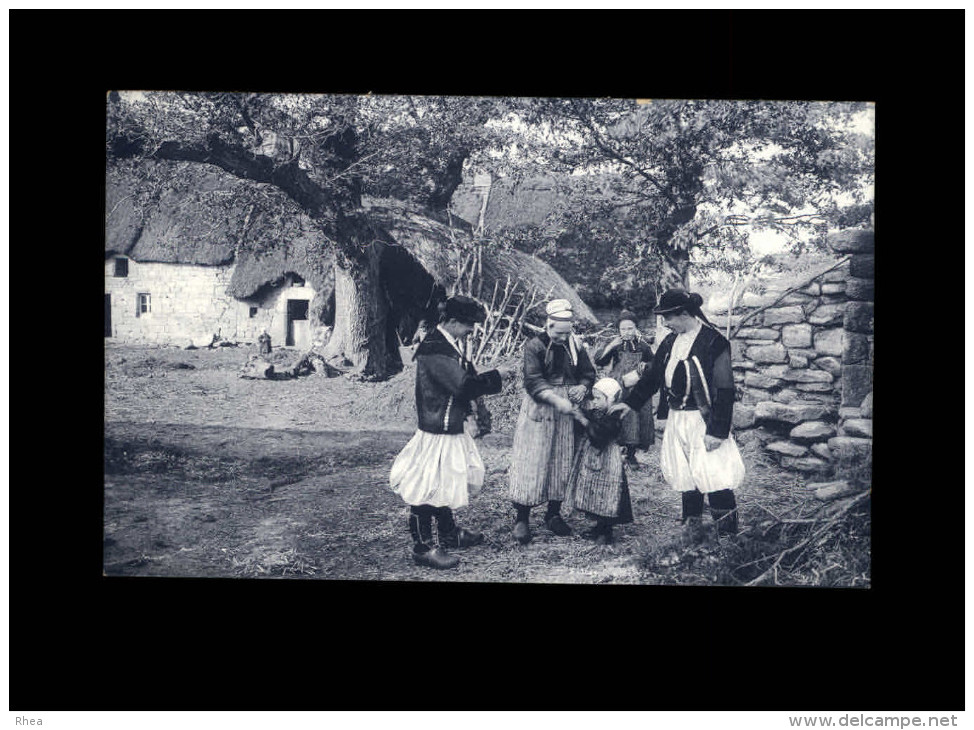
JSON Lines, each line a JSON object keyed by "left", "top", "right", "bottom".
{"left": 509, "top": 98, "right": 874, "bottom": 288}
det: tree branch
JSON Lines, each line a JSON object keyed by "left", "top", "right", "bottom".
{"left": 744, "top": 490, "right": 869, "bottom": 587}
{"left": 112, "top": 132, "right": 338, "bottom": 226}
{"left": 570, "top": 100, "right": 678, "bottom": 207}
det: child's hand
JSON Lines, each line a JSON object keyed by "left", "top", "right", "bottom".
{"left": 552, "top": 396, "right": 575, "bottom": 415}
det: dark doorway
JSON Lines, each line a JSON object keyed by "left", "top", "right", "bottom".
{"left": 286, "top": 299, "right": 309, "bottom": 347}
{"left": 105, "top": 294, "right": 112, "bottom": 337}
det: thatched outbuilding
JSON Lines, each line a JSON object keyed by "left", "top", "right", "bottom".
{"left": 366, "top": 200, "right": 596, "bottom": 334}
{"left": 451, "top": 172, "right": 662, "bottom": 312}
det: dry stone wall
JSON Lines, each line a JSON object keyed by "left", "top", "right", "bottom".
{"left": 707, "top": 229, "right": 874, "bottom": 480}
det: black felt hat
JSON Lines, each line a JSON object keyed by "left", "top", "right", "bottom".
{"left": 443, "top": 295, "right": 487, "bottom": 325}
{"left": 653, "top": 289, "right": 703, "bottom": 315}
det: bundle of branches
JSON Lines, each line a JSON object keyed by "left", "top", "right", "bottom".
{"left": 461, "top": 275, "right": 551, "bottom": 369}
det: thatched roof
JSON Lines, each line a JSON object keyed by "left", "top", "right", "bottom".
{"left": 106, "top": 160, "right": 334, "bottom": 304}
{"left": 450, "top": 174, "right": 571, "bottom": 232}
{"left": 227, "top": 229, "right": 335, "bottom": 301}
{"left": 106, "top": 162, "right": 242, "bottom": 265}
{"left": 450, "top": 172, "right": 664, "bottom": 310}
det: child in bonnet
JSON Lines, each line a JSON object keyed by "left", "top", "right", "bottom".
{"left": 563, "top": 377, "right": 635, "bottom": 545}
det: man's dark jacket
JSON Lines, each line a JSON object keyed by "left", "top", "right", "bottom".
{"left": 414, "top": 327, "right": 502, "bottom": 434}
{"left": 623, "top": 325, "right": 735, "bottom": 439}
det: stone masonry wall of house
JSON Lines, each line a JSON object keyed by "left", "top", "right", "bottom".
{"left": 706, "top": 228, "right": 874, "bottom": 480}
{"left": 105, "top": 256, "right": 316, "bottom": 348}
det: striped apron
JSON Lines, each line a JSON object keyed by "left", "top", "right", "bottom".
{"left": 508, "top": 386, "right": 575, "bottom": 506}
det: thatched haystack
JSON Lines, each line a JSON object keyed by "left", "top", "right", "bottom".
{"left": 451, "top": 173, "right": 661, "bottom": 310}
{"left": 367, "top": 200, "right": 597, "bottom": 327}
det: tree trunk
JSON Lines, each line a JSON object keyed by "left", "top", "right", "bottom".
{"left": 321, "top": 214, "right": 402, "bottom": 379}
{"left": 658, "top": 244, "right": 691, "bottom": 292}
{"left": 656, "top": 203, "right": 696, "bottom": 293}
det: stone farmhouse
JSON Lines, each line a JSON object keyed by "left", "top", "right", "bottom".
{"left": 105, "top": 162, "right": 329, "bottom": 349}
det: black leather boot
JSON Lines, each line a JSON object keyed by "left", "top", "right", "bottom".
{"left": 513, "top": 503, "right": 532, "bottom": 545}
{"left": 681, "top": 491, "right": 707, "bottom": 546}
{"left": 582, "top": 520, "right": 613, "bottom": 545}
{"left": 436, "top": 507, "right": 483, "bottom": 549}
{"left": 544, "top": 501, "right": 572, "bottom": 536}
{"left": 710, "top": 508, "right": 739, "bottom": 536}
{"left": 681, "top": 516, "right": 707, "bottom": 547}
{"left": 708, "top": 490, "right": 739, "bottom": 536}
{"left": 409, "top": 509, "right": 459, "bottom": 569}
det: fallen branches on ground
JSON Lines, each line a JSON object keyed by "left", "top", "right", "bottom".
{"left": 736, "top": 489, "right": 871, "bottom": 587}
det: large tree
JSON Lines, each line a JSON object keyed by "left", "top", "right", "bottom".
{"left": 518, "top": 98, "right": 874, "bottom": 292}
{"left": 106, "top": 91, "right": 513, "bottom": 379}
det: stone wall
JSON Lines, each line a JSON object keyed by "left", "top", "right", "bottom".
{"left": 105, "top": 255, "right": 316, "bottom": 348}
{"left": 707, "top": 229, "right": 874, "bottom": 480}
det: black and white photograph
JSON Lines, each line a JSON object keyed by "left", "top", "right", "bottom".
{"left": 103, "top": 91, "right": 875, "bottom": 588}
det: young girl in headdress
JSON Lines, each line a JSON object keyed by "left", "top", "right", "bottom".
{"left": 594, "top": 309, "right": 655, "bottom": 468}
{"left": 562, "top": 377, "right": 634, "bottom": 545}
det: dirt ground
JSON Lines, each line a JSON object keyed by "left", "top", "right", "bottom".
{"left": 104, "top": 341, "right": 816, "bottom": 584}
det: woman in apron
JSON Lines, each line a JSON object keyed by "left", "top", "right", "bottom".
{"left": 594, "top": 310, "right": 655, "bottom": 468}
{"left": 507, "top": 299, "right": 597, "bottom": 545}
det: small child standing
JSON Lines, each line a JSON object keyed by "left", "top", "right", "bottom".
{"left": 563, "top": 378, "right": 634, "bottom": 545}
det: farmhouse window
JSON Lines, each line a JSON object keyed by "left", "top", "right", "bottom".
{"left": 249, "top": 306, "right": 258, "bottom": 318}
{"left": 114, "top": 257, "right": 129, "bottom": 277}
{"left": 137, "top": 293, "right": 151, "bottom": 317}
{"left": 291, "top": 275, "right": 305, "bottom": 287}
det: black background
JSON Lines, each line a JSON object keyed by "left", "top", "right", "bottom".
{"left": 8, "top": 9, "right": 964, "bottom": 712}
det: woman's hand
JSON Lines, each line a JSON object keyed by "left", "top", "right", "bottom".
{"left": 567, "top": 384, "right": 588, "bottom": 404}
{"left": 606, "top": 336, "right": 624, "bottom": 351}
{"left": 703, "top": 435, "right": 724, "bottom": 452}
{"left": 607, "top": 403, "right": 632, "bottom": 418}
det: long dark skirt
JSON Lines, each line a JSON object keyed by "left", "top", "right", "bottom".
{"left": 584, "top": 470, "right": 633, "bottom": 526}
{"left": 619, "top": 401, "right": 655, "bottom": 448}
{"left": 563, "top": 437, "right": 633, "bottom": 524}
